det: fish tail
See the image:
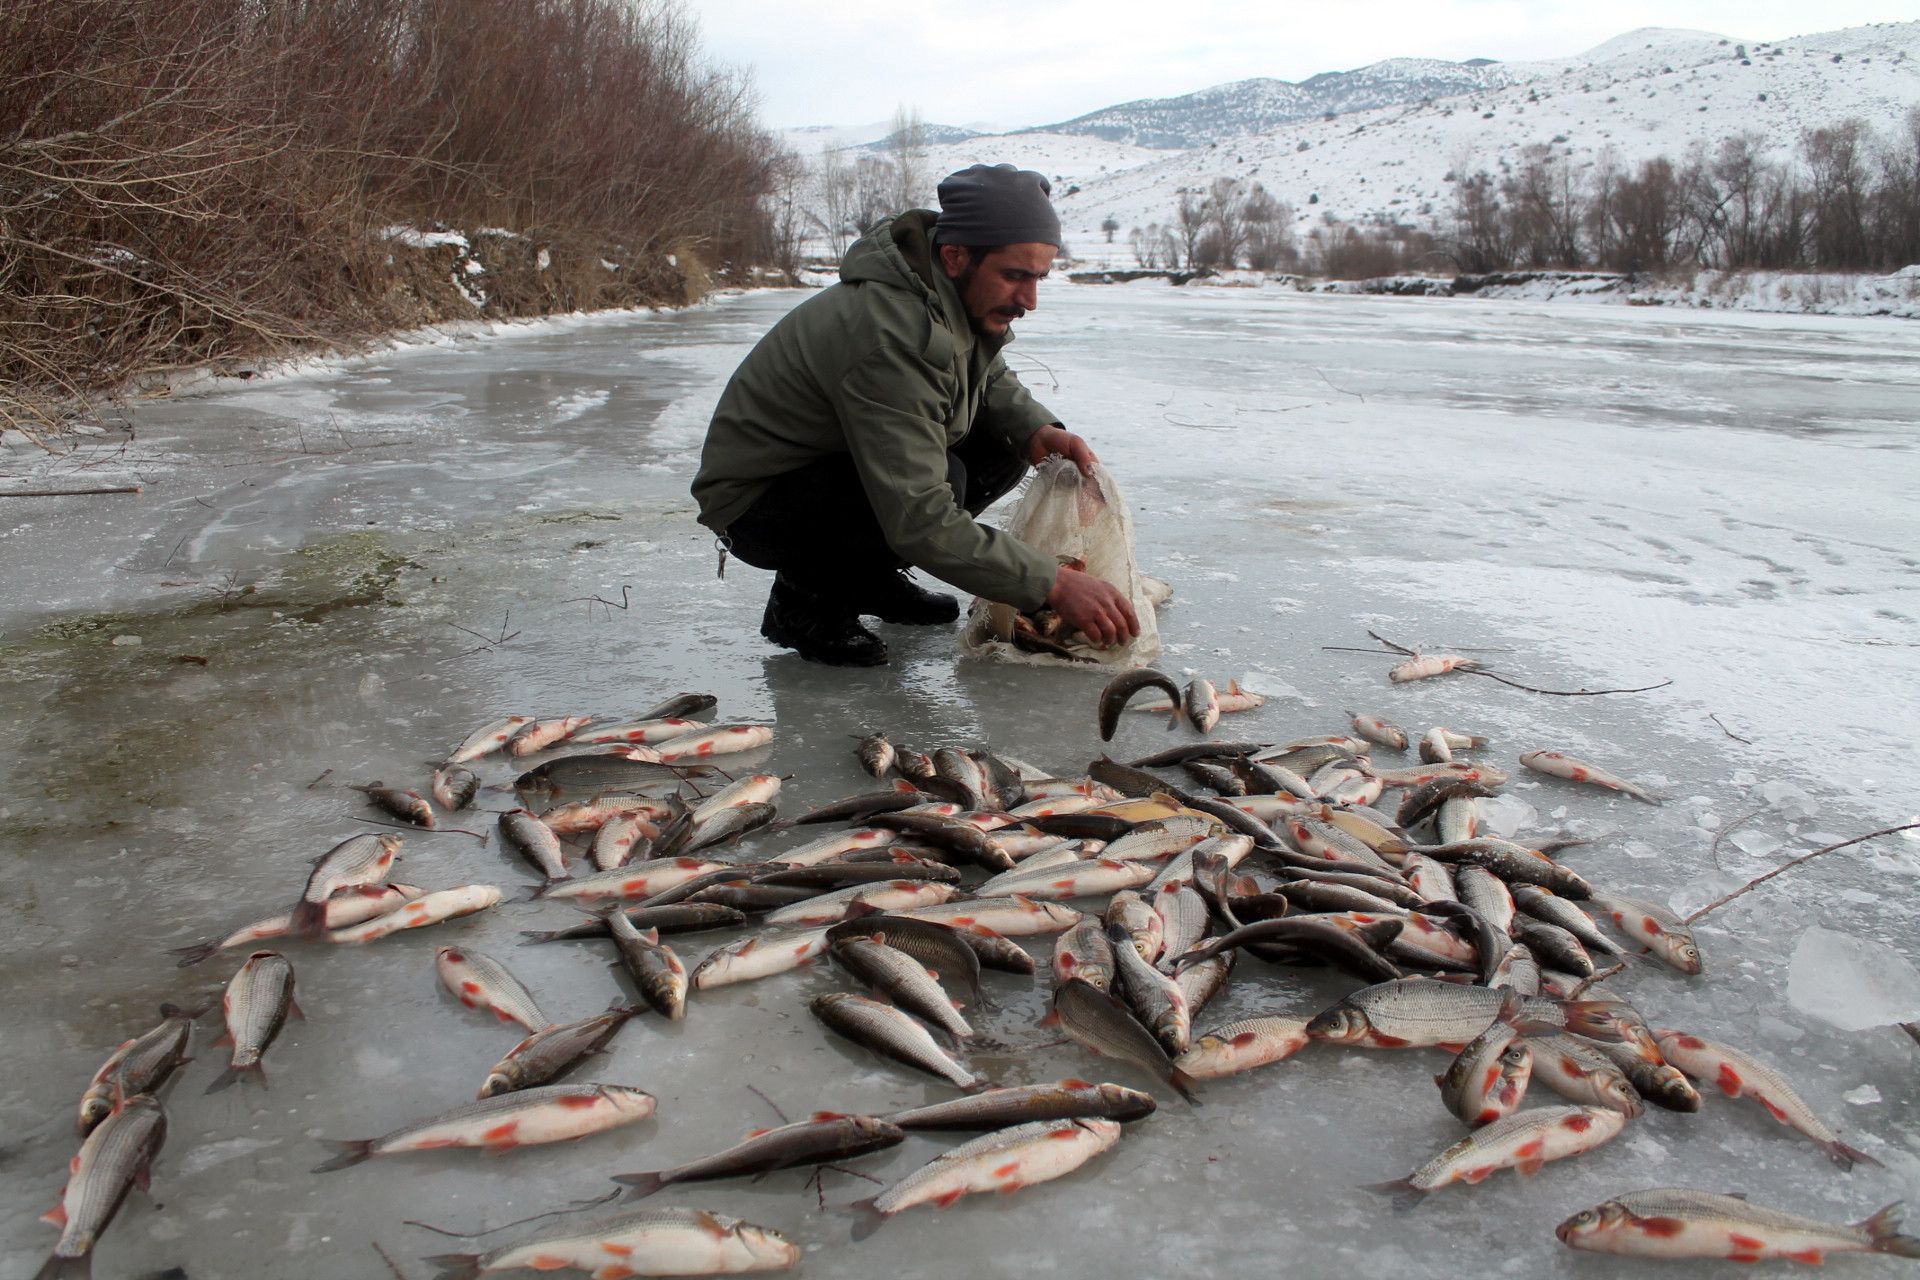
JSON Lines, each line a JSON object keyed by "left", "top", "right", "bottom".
{"left": 517, "top": 929, "right": 562, "bottom": 944}
{"left": 168, "top": 939, "right": 225, "bottom": 968}
{"left": 1861, "top": 1202, "right": 1920, "bottom": 1257}
{"left": 1361, "top": 1178, "right": 1428, "bottom": 1212}
{"left": 1168, "top": 1067, "right": 1203, "bottom": 1106}
{"left": 311, "top": 1139, "right": 375, "bottom": 1173}
{"left": 422, "top": 1254, "right": 484, "bottom": 1280}
{"left": 848, "top": 1198, "right": 890, "bottom": 1242}
{"left": 1165, "top": 704, "right": 1184, "bottom": 733}
{"left": 1557, "top": 1000, "right": 1630, "bottom": 1041}
{"left": 609, "top": 1169, "right": 668, "bottom": 1198}
{"left": 203, "top": 1061, "right": 262, "bottom": 1094}
{"left": 290, "top": 898, "right": 328, "bottom": 940}
{"left": 31, "top": 1254, "right": 91, "bottom": 1280}
{"left": 1827, "top": 1138, "right": 1882, "bottom": 1171}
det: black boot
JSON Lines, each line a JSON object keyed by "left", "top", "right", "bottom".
{"left": 861, "top": 570, "right": 960, "bottom": 626}
{"left": 761, "top": 576, "right": 888, "bottom": 666}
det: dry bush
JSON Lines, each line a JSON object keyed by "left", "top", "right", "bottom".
{"left": 0, "top": 0, "right": 775, "bottom": 413}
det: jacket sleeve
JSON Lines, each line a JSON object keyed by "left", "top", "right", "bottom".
{"left": 834, "top": 343, "right": 1058, "bottom": 610}
{"left": 977, "top": 354, "right": 1060, "bottom": 455}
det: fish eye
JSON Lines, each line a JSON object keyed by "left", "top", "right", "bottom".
{"left": 1571, "top": 1210, "right": 1597, "bottom": 1226}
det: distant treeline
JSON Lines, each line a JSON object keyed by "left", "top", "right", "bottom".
{"left": 1130, "top": 112, "right": 1920, "bottom": 279}
{"left": 1, "top": 0, "right": 776, "bottom": 407}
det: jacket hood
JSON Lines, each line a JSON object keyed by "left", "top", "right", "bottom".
{"left": 839, "top": 211, "right": 1010, "bottom": 357}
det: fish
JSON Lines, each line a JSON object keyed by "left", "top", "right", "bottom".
{"left": 655, "top": 723, "right": 775, "bottom": 761}
{"left": 930, "top": 748, "right": 992, "bottom": 809}
{"left": 1438, "top": 1015, "right": 1533, "bottom": 1128}
{"left": 853, "top": 731, "right": 894, "bottom": 779}
{"left": 431, "top": 765, "right": 480, "bottom": 812}
{"left": 352, "top": 783, "right": 436, "bottom": 827}
{"left": 1306, "top": 978, "right": 1592, "bottom": 1050}
{"left": 808, "top": 993, "right": 983, "bottom": 1089}
{"left": 292, "top": 833, "right": 401, "bottom": 937}
{"left": 1108, "top": 921, "right": 1191, "bottom": 1054}
{"left": 684, "top": 801, "right": 777, "bottom": 853}
{"left": 536, "top": 859, "right": 725, "bottom": 904}
{"left": 866, "top": 811, "right": 1014, "bottom": 871}
{"left": 829, "top": 936, "right": 971, "bottom": 1039}
{"left": 762, "top": 879, "right": 960, "bottom": 926}
{"left": 691, "top": 926, "right": 832, "bottom": 989}
{"left": 500, "top": 808, "right": 570, "bottom": 884}
{"left": 170, "top": 883, "right": 427, "bottom": 966}
{"left": 1032, "top": 812, "right": 1137, "bottom": 842}
{"left": 1043, "top": 978, "right": 1200, "bottom": 1104}
{"left": 1388, "top": 653, "right": 1479, "bottom": 683}
{"left": 436, "top": 947, "right": 549, "bottom": 1031}
{"left": 514, "top": 747, "right": 682, "bottom": 795}
{"left": 1054, "top": 915, "right": 1117, "bottom": 993}
{"left": 1489, "top": 944, "right": 1542, "bottom": 997}
{"left": 1134, "top": 681, "right": 1265, "bottom": 717}
{"left": 1367, "top": 1105, "right": 1627, "bottom": 1208}
{"left": 979, "top": 857, "right": 1155, "bottom": 901}
{"left": 1320, "top": 808, "right": 1411, "bottom": 859}
{"left": 1588, "top": 891, "right": 1703, "bottom": 974}
{"left": 424, "top": 1207, "right": 798, "bottom": 1280}
{"left": 1283, "top": 812, "right": 1395, "bottom": 871}
{"left": 893, "top": 749, "right": 936, "bottom": 782}
{"left": 445, "top": 716, "right": 533, "bottom": 765}
{"left": 478, "top": 1002, "right": 638, "bottom": 1098}
{"left": 1127, "top": 742, "right": 1262, "bottom": 768}
{"left": 1183, "top": 679, "right": 1221, "bottom": 733}
{"left": 611, "top": 1115, "right": 904, "bottom": 1199}
{"left": 1184, "top": 760, "right": 1245, "bottom": 795}
{"left": 328, "top": 884, "right": 503, "bottom": 943}
{"left": 1556, "top": 1189, "right": 1920, "bottom": 1263}
{"left": 1526, "top": 1034, "right": 1644, "bottom": 1116}
{"left": 1178, "top": 917, "right": 1404, "bottom": 984}
{"left": 314, "top": 1084, "right": 656, "bottom": 1171}
{"left": 690, "top": 774, "right": 782, "bottom": 825}
{"left": 884, "top": 1080, "right": 1156, "bottom": 1130}
{"left": 638, "top": 692, "right": 719, "bottom": 721}
{"left": 1173, "top": 1016, "right": 1310, "bottom": 1079}
{"left": 606, "top": 915, "right": 687, "bottom": 1019}
{"left": 76, "top": 1005, "right": 198, "bottom": 1136}
{"left": 588, "top": 813, "right": 655, "bottom": 871}
{"left": 1276, "top": 880, "right": 1407, "bottom": 916}
{"left": 827, "top": 912, "right": 989, "bottom": 1004}
{"left": 757, "top": 858, "right": 962, "bottom": 890}
{"left": 1653, "top": 1031, "right": 1878, "bottom": 1169}
{"left": 539, "top": 794, "right": 678, "bottom": 835}
{"left": 1349, "top": 712, "right": 1410, "bottom": 751}
{"left": 1103, "top": 890, "right": 1162, "bottom": 964}
{"left": 37, "top": 1093, "right": 167, "bottom": 1279}
{"left": 1511, "top": 885, "right": 1620, "bottom": 957}
{"left": 1403, "top": 853, "right": 1457, "bottom": 903}
{"left": 1453, "top": 864, "right": 1516, "bottom": 931}
{"left": 1394, "top": 778, "right": 1499, "bottom": 830}
{"left": 1513, "top": 920, "right": 1596, "bottom": 978}
{"left": 506, "top": 715, "right": 596, "bottom": 756}
{"left": 1592, "top": 1037, "right": 1702, "bottom": 1112}
{"left": 1153, "top": 881, "right": 1210, "bottom": 973}
{"left": 1420, "top": 839, "right": 1593, "bottom": 899}
{"left": 773, "top": 827, "right": 902, "bottom": 866}
{"left": 849, "top": 1118, "right": 1122, "bottom": 1240}
{"left": 1518, "top": 749, "right": 1665, "bottom": 804}
{"left": 520, "top": 902, "right": 747, "bottom": 944}
{"left": 1433, "top": 794, "right": 1477, "bottom": 844}
{"left": 896, "top": 895, "right": 1082, "bottom": 937}
{"left": 570, "top": 717, "right": 705, "bottom": 746}
{"left": 206, "top": 951, "right": 300, "bottom": 1092}
{"left": 1097, "top": 667, "right": 1184, "bottom": 740}
{"left": 950, "top": 921, "right": 1038, "bottom": 975}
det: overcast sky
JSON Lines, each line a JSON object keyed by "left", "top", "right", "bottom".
{"left": 690, "top": 1, "right": 1917, "bottom": 130}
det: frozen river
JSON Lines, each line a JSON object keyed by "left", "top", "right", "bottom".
{"left": 2, "top": 284, "right": 1917, "bottom": 1278}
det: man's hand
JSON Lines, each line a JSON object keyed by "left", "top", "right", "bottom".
{"left": 1027, "top": 424, "right": 1098, "bottom": 477}
{"left": 1046, "top": 565, "right": 1139, "bottom": 650}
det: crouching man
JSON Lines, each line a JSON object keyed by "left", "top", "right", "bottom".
{"left": 691, "top": 163, "right": 1138, "bottom": 666}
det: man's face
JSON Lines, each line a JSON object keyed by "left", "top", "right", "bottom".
{"left": 940, "top": 242, "right": 1057, "bottom": 336}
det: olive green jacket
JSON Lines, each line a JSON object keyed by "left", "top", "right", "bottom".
{"left": 692, "top": 210, "right": 1061, "bottom": 609}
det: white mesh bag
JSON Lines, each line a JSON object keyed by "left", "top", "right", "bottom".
{"left": 958, "top": 456, "right": 1169, "bottom": 668}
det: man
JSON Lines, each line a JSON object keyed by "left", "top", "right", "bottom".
{"left": 692, "top": 163, "right": 1140, "bottom": 666}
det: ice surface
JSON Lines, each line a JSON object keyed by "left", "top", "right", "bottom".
{"left": 1788, "top": 927, "right": 1920, "bottom": 1031}
{"left": 2, "top": 289, "right": 1917, "bottom": 1278}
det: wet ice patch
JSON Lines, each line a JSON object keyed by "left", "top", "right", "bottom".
{"left": 549, "top": 388, "right": 610, "bottom": 423}
{"left": 1787, "top": 926, "right": 1920, "bottom": 1031}
{"left": 179, "top": 1136, "right": 279, "bottom": 1176}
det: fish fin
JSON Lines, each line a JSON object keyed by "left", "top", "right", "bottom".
{"left": 1826, "top": 1139, "right": 1881, "bottom": 1171}
{"left": 810, "top": 1111, "right": 847, "bottom": 1122}
{"left": 30, "top": 1256, "right": 91, "bottom": 1280}
{"left": 167, "top": 940, "right": 224, "bottom": 967}
{"left": 39, "top": 1203, "right": 67, "bottom": 1227}
{"left": 933, "top": 1189, "right": 968, "bottom": 1209}
{"left": 290, "top": 899, "right": 328, "bottom": 940}
{"left": 1062, "top": 1078, "right": 1095, "bottom": 1089}
{"left": 1165, "top": 704, "right": 1183, "bottom": 732}
{"left": 287, "top": 998, "right": 306, "bottom": 1021}
{"left": 1516, "top": 1158, "right": 1546, "bottom": 1176}
{"left": 1861, "top": 1203, "right": 1920, "bottom": 1258}
{"left": 1432, "top": 1074, "right": 1447, "bottom": 1088}
{"left": 423, "top": 1256, "right": 485, "bottom": 1280}
{"left": 893, "top": 779, "right": 919, "bottom": 792}
{"left": 210, "top": 1032, "right": 233, "bottom": 1048}
{"left": 1036, "top": 1008, "right": 1062, "bottom": 1029}
{"left": 311, "top": 1139, "right": 375, "bottom": 1173}
{"left": 203, "top": 1061, "right": 261, "bottom": 1094}
{"left": 1169, "top": 1067, "right": 1203, "bottom": 1106}
{"left": 1555, "top": 1000, "right": 1628, "bottom": 1041}
{"left": 609, "top": 1171, "right": 668, "bottom": 1199}
{"left": 847, "top": 1197, "right": 890, "bottom": 1242}
{"left": 1361, "top": 1178, "right": 1427, "bottom": 1212}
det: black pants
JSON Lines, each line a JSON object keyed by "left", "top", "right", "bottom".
{"left": 723, "top": 430, "right": 1028, "bottom": 604}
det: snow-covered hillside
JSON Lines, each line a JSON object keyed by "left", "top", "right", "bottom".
{"left": 792, "top": 21, "right": 1920, "bottom": 265}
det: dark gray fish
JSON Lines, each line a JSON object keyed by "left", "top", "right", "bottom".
{"left": 611, "top": 1114, "right": 904, "bottom": 1200}
{"left": 520, "top": 902, "right": 748, "bottom": 943}
{"left": 865, "top": 812, "right": 1013, "bottom": 871}
{"left": 1097, "top": 668, "right": 1183, "bottom": 740}
{"left": 1285, "top": 867, "right": 1425, "bottom": 909}
{"left": 808, "top": 993, "right": 982, "bottom": 1089}
{"left": 1511, "top": 884, "right": 1626, "bottom": 957}
{"left": 477, "top": 1002, "right": 637, "bottom": 1097}
{"left": 1088, "top": 756, "right": 1174, "bottom": 798}
{"left": 884, "top": 1080, "right": 1156, "bottom": 1131}
{"left": 826, "top": 912, "right": 987, "bottom": 1005}
{"left": 1396, "top": 779, "right": 1499, "bottom": 830}
{"left": 681, "top": 882, "right": 817, "bottom": 910}
{"left": 207, "top": 951, "right": 300, "bottom": 1093}
{"left": 516, "top": 751, "right": 693, "bottom": 796}
{"left": 973, "top": 751, "right": 1028, "bottom": 810}
{"left": 351, "top": 783, "right": 435, "bottom": 827}
{"left": 1277, "top": 881, "right": 1408, "bottom": 915}
{"left": 788, "top": 789, "right": 928, "bottom": 826}
{"left": 1454, "top": 864, "right": 1517, "bottom": 932}
{"left": 1032, "top": 813, "right": 1136, "bottom": 841}
{"left": 1045, "top": 977, "right": 1200, "bottom": 1104}
{"left": 853, "top": 732, "right": 894, "bottom": 779}
{"left": 1514, "top": 919, "right": 1596, "bottom": 977}
{"left": 500, "top": 809, "right": 570, "bottom": 884}
{"left": 756, "top": 859, "right": 961, "bottom": 890}
{"left": 78, "top": 1004, "right": 199, "bottom": 1136}
{"left": 1126, "top": 742, "right": 1264, "bottom": 768}
{"left": 1174, "top": 918, "right": 1403, "bottom": 984}
{"left": 1183, "top": 761, "right": 1245, "bottom": 795}
{"left": 1183, "top": 797, "right": 1285, "bottom": 850}
{"left": 932, "top": 749, "right": 992, "bottom": 809}
{"left": 637, "top": 692, "right": 717, "bottom": 721}
{"left": 1418, "top": 899, "right": 1513, "bottom": 986}
{"left": 607, "top": 914, "right": 687, "bottom": 1019}
{"left": 1421, "top": 839, "right": 1594, "bottom": 899}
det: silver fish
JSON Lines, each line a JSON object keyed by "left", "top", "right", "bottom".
{"left": 293, "top": 833, "right": 400, "bottom": 937}
{"left": 436, "top": 946, "right": 549, "bottom": 1031}
{"left": 809, "top": 993, "right": 981, "bottom": 1089}
{"left": 206, "top": 951, "right": 299, "bottom": 1092}
{"left": 38, "top": 1093, "right": 167, "bottom": 1276}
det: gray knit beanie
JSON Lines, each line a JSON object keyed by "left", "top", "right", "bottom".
{"left": 931, "top": 164, "right": 1061, "bottom": 248}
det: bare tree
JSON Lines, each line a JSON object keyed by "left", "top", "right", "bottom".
{"left": 887, "top": 104, "right": 929, "bottom": 213}
{"left": 1805, "top": 120, "right": 1872, "bottom": 268}
{"left": 806, "top": 146, "right": 858, "bottom": 263}
{"left": 852, "top": 155, "right": 896, "bottom": 233}
{"left": 1241, "top": 184, "right": 1294, "bottom": 271}
{"left": 1174, "top": 188, "right": 1207, "bottom": 269}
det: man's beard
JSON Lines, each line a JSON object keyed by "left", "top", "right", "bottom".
{"left": 954, "top": 264, "right": 1021, "bottom": 336}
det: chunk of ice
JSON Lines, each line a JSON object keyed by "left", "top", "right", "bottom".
{"left": 1787, "top": 927, "right": 1920, "bottom": 1031}
{"left": 1756, "top": 780, "right": 1818, "bottom": 821}
{"left": 1474, "top": 794, "right": 1536, "bottom": 839}
{"left": 1843, "top": 1084, "right": 1883, "bottom": 1105}
{"left": 1729, "top": 829, "right": 1784, "bottom": 858}
{"left": 1669, "top": 872, "right": 1742, "bottom": 919}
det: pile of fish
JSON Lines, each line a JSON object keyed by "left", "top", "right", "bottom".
{"left": 37, "top": 676, "right": 1915, "bottom": 1278}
